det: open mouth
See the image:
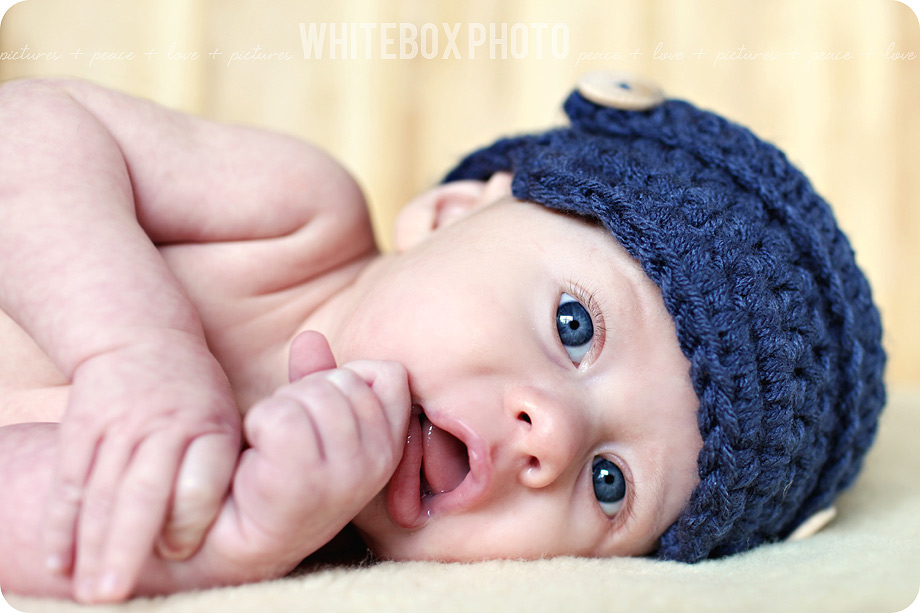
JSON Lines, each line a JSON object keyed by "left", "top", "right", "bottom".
{"left": 386, "top": 403, "right": 489, "bottom": 530}
{"left": 419, "top": 407, "right": 470, "bottom": 497}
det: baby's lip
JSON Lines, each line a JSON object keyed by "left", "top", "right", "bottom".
{"left": 386, "top": 403, "right": 493, "bottom": 530}
{"left": 386, "top": 405, "right": 424, "bottom": 529}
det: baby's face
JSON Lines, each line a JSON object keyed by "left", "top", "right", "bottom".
{"left": 340, "top": 197, "right": 702, "bottom": 560}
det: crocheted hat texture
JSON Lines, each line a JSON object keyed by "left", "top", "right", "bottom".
{"left": 443, "top": 86, "right": 886, "bottom": 562}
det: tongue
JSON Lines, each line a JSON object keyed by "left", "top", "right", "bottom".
{"left": 421, "top": 416, "right": 469, "bottom": 494}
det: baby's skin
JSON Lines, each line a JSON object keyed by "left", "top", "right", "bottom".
{"left": 0, "top": 78, "right": 407, "bottom": 601}
{"left": 0, "top": 79, "right": 703, "bottom": 603}
{"left": 0, "top": 332, "right": 409, "bottom": 598}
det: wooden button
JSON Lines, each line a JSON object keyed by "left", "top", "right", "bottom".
{"left": 576, "top": 71, "right": 664, "bottom": 111}
{"left": 787, "top": 506, "right": 837, "bottom": 541}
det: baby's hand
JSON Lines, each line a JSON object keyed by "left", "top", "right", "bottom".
{"left": 44, "top": 331, "right": 240, "bottom": 603}
{"left": 217, "top": 332, "right": 410, "bottom": 575}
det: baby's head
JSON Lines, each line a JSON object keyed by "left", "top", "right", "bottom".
{"left": 347, "top": 72, "right": 886, "bottom": 563}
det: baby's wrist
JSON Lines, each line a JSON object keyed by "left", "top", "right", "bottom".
{"left": 76, "top": 326, "right": 208, "bottom": 365}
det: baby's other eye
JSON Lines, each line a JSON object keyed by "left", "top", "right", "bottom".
{"left": 556, "top": 293, "right": 594, "bottom": 365}
{"left": 592, "top": 457, "right": 626, "bottom": 517}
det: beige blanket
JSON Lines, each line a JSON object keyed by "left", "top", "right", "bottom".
{"left": 6, "top": 389, "right": 919, "bottom": 613}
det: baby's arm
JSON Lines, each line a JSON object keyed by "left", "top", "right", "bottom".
{"left": 0, "top": 333, "right": 410, "bottom": 598}
{"left": 0, "top": 78, "right": 229, "bottom": 602}
{"left": 0, "top": 78, "right": 369, "bottom": 602}
{"left": 0, "top": 78, "right": 242, "bottom": 602}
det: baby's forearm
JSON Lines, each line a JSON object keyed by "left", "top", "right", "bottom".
{"left": 0, "top": 79, "right": 206, "bottom": 375}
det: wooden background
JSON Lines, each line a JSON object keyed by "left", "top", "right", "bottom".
{"left": 1, "top": 0, "right": 918, "bottom": 385}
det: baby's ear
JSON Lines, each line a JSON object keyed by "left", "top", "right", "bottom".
{"left": 393, "top": 171, "right": 513, "bottom": 252}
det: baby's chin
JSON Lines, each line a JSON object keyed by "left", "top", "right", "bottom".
{"left": 350, "top": 511, "right": 457, "bottom": 562}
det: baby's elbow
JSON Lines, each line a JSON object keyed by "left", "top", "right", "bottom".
{"left": 0, "top": 77, "right": 102, "bottom": 141}
{"left": 278, "top": 142, "right": 371, "bottom": 235}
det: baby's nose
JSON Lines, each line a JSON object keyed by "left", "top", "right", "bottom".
{"left": 504, "top": 386, "right": 584, "bottom": 489}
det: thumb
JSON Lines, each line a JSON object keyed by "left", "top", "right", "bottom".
{"left": 288, "top": 330, "right": 337, "bottom": 382}
{"left": 156, "top": 431, "right": 239, "bottom": 560}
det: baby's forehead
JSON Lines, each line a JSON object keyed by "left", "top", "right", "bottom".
{"left": 448, "top": 196, "right": 662, "bottom": 309}
{"left": 518, "top": 198, "right": 651, "bottom": 283}
{"left": 461, "top": 195, "right": 623, "bottom": 252}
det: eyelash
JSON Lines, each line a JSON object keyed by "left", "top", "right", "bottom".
{"left": 556, "top": 283, "right": 634, "bottom": 521}
{"left": 592, "top": 453, "right": 637, "bottom": 524}
{"left": 561, "top": 279, "right": 607, "bottom": 368}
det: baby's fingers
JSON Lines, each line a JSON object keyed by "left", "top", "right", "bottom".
{"left": 156, "top": 432, "right": 239, "bottom": 560}
{"left": 341, "top": 361, "right": 411, "bottom": 445}
{"left": 42, "top": 475, "right": 82, "bottom": 575}
{"left": 43, "top": 418, "right": 102, "bottom": 575}
{"left": 74, "top": 432, "right": 183, "bottom": 603}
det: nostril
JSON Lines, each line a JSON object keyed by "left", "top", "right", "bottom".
{"left": 518, "top": 411, "right": 532, "bottom": 424}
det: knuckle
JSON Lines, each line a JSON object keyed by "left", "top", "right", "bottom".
{"left": 380, "top": 360, "right": 408, "bottom": 379}
{"left": 60, "top": 411, "right": 95, "bottom": 435}
{"left": 245, "top": 398, "right": 278, "bottom": 427}
{"left": 107, "top": 419, "right": 138, "bottom": 440}
{"left": 261, "top": 396, "right": 307, "bottom": 425}
{"left": 277, "top": 377, "right": 327, "bottom": 404}
{"left": 376, "top": 449, "right": 400, "bottom": 477}
{"left": 243, "top": 401, "right": 270, "bottom": 432}
{"left": 198, "top": 398, "right": 242, "bottom": 431}
{"left": 326, "top": 368, "right": 361, "bottom": 390}
{"left": 273, "top": 401, "right": 313, "bottom": 433}
{"left": 249, "top": 398, "right": 314, "bottom": 449}
{"left": 376, "top": 364, "right": 410, "bottom": 405}
{"left": 352, "top": 359, "right": 407, "bottom": 384}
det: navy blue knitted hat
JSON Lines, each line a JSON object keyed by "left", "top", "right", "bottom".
{"left": 443, "top": 72, "right": 886, "bottom": 562}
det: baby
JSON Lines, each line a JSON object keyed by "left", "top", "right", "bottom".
{"left": 0, "top": 72, "right": 886, "bottom": 604}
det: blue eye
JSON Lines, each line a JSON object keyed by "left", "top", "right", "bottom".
{"left": 592, "top": 457, "right": 626, "bottom": 517}
{"left": 556, "top": 293, "right": 594, "bottom": 364}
